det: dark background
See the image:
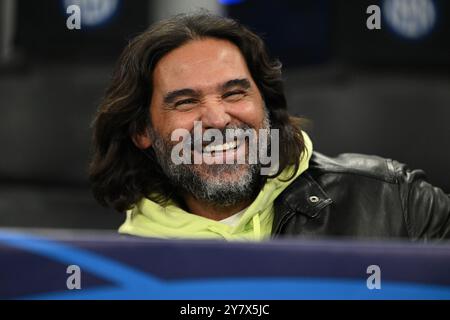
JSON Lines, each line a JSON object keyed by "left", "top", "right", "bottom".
{"left": 0, "top": 0, "right": 448, "bottom": 230}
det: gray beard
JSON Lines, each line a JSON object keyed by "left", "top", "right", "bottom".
{"left": 149, "top": 122, "right": 269, "bottom": 208}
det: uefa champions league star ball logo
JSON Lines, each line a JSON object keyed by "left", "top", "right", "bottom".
{"left": 383, "top": 0, "right": 436, "bottom": 39}
{"left": 63, "top": 0, "right": 119, "bottom": 27}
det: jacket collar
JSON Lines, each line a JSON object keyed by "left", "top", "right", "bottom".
{"left": 272, "top": 171, "right": 333, "bottom": 233}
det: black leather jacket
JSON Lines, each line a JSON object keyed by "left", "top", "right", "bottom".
{"left": 272, "top": 152, "right": 450, "bottom": 241}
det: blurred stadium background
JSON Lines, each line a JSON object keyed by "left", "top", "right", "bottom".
{"left": 0, "top": 0, "right": 448, "bottom": 230}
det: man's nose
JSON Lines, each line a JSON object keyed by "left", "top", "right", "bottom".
{"left": 200, "top": 100, "right": 232, "bottom": 130}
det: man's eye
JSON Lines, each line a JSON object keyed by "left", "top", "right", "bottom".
{"left": 223, "top": 90, "right": 246, "bottom": 100}
{"left": 175, "top": 98, "right": 197, "bottom": 107}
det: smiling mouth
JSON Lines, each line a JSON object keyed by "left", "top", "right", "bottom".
{"left": 192, "top": 139, "right": 243, "bottom": 156}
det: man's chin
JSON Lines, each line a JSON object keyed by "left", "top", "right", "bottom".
{"left": 190, "top": 163, "right": 253, "bottom": 180}
{"left": 165, "top": 162, "right": 261, "bottom": 206}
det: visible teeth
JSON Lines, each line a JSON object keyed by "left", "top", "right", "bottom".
{"left": 204, "top": 141, "right": 237, "bottom": 153}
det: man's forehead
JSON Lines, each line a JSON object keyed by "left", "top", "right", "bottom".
{"left": 152, "top": 38, "right": 252, "bottom": 92}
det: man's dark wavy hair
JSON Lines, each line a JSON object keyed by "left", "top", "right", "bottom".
{"left": 89, "top": 12, "right": 306, "bottom": 212}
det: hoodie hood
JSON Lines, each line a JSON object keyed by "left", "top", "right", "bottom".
{"left": 118, "top": 131, "right": 313, "bottom": 241}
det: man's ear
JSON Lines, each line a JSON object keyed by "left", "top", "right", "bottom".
{"left": 132, "top": 132, "right": 152, "bottom": 150}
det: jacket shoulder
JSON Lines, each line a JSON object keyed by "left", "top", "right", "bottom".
{"left": 308, "top": 151, "right": 397, "bottom": 183}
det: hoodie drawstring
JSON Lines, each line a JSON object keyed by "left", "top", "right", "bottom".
{"left": 252, "top": 214, "right": 261, "bottom": 240}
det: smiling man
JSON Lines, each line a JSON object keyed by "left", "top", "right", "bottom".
{"left": 89, "top": 13, "right": 450, "bottom": 241}
{"left": 139, "top": 37, "right": 273, "bottom": 221}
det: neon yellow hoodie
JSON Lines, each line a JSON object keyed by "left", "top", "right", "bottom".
{"left": 119, "top": 131, "right": 313, "bottom": 241}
